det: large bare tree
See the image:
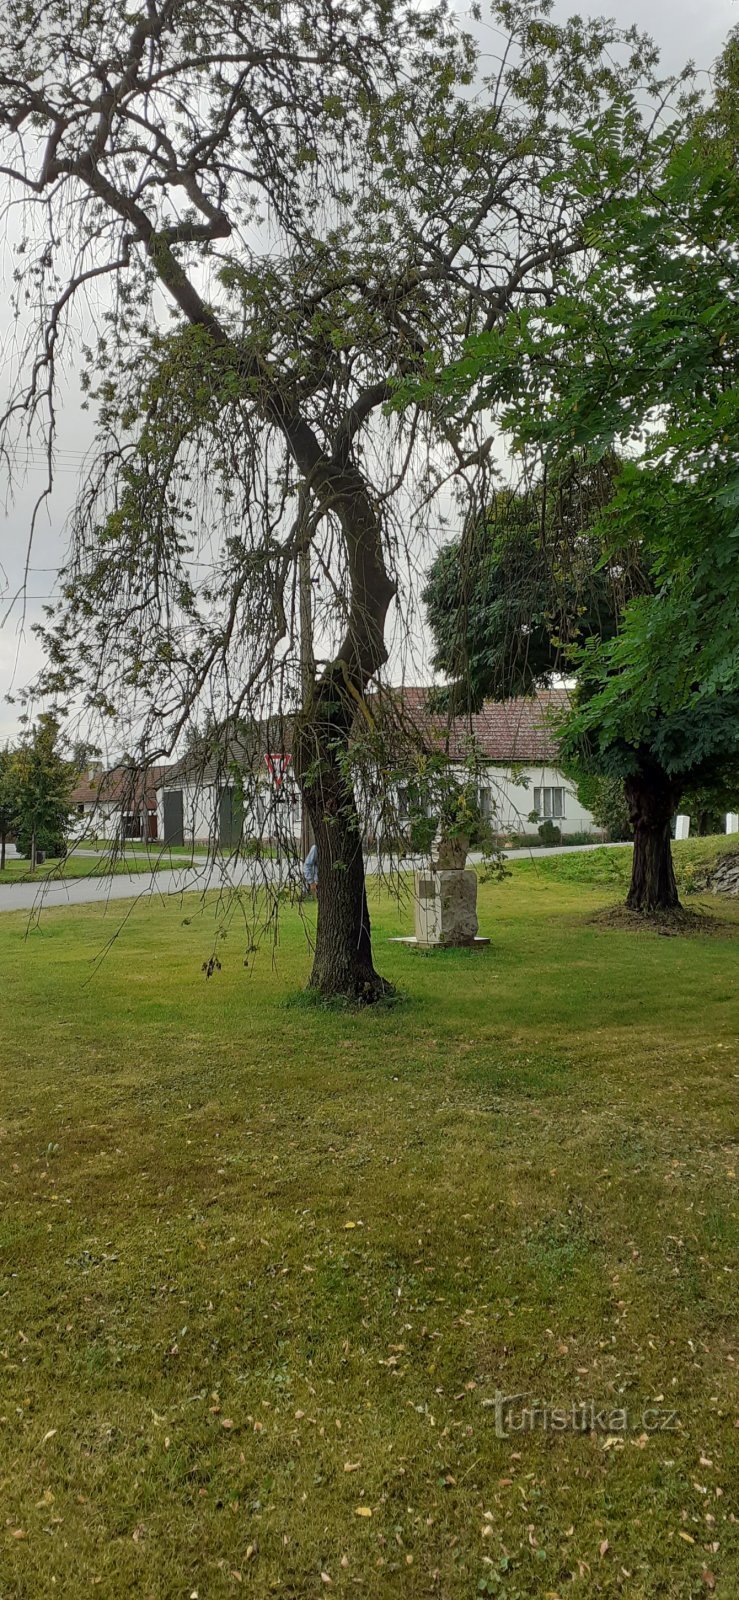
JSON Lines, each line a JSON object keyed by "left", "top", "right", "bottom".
{"left": 0, "top": 0, "right": 667, "bottom": 997}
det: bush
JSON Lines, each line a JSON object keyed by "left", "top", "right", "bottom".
{"left": 538, "top": 820, "right": 562, "bottom": 846}
{"left": 15, "top": 826, "right": 67, "bottom": 860}
{"left": 566, "top": 770, "right": 633, "bottom": 841}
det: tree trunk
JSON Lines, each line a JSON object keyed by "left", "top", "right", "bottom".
{"left": 292, "top": 455, "right": 396, "bottom": 1002}
{"left": 30, "top": 830, "right": 37, "bottom": 873}
{"left": 0, "top": 833, "right": 5, "bottom": 871}
{"left": 296, "top": 670, "right": 390, "bottom": 1003}
{"left": 624, "top": 765, "right": 680, "bottom": 912}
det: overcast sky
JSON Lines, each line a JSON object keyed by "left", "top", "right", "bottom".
{"left": 0, "top": 0, "right": 735, "bottom": 745}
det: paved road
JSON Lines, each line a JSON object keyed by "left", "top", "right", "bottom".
{"left": 0, "top": 840, "right": 631, "bottom": 916}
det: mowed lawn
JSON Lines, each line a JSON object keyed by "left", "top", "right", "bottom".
{"left": 1, "top": 853, "right": 738, "bottom": 1599}
{"left": 0, "top": 851, "right": 196, "bottom": 886}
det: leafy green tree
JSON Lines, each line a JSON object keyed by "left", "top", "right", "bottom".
{"left": 0, "top": 0, "right": 682, "bottom": 986}
{"left": 566, "top": 771, "right": 633, "bottom": 842}
{"left": 422, "top": 454, "right": 638, "bottom": 709}
{"left": 428, "top": 30, "right": 739, "bottom": 912}
{"left": 0, "top": 747, "right": 19, "bottom": 870}
{"left": 13, "top": 717, "right": 75, "bottom": 871}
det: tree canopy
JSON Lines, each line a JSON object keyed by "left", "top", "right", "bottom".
{"left": 422, "top": 453, "right": 640, "bottom": 710}
{"left": 0, "top": 0, "right": 685, "bottom": 978}
{"left": 12, "top": 715, "right": 76, "bottom": 868}
{"left": 421, "top": 28, "right": 739, "bottom": 911}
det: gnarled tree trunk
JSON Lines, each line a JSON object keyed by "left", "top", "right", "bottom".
{"left": 296, "top": 680, "right": 387, "bottom": 1002}
{"left": 294, "top": 463, "right": 396, "bottom": 1002}
{"left": 624, "top": 762, "right": 680, "bottom": 912}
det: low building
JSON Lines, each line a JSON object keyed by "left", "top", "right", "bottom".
{"left": 388, "top": 687, "right": 596, "bottom": 841}
{"left": 155, "top": 689, "right": 597, "bottom": 850}
{"left": 70, "top": 765, "right": 170, "bottom": 842}
{"left": 157, "top": 724, "right": 299, "bottom": 849}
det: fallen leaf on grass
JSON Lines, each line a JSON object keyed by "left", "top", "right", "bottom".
{"left": 344, "top": 1462, "right": 361, "bottom": 1472}
{"left": 355, "top": 1506, "right": 372, "bottom": 1517}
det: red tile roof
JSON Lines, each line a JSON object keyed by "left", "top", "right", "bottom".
{"left": 71, "top": 765, "right": 169, "bottom": 810}
{"left": 373, "top": 687, "right": 570, "bottom": 763}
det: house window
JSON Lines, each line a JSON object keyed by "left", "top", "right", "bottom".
{"left": 397, "top": 785, "right": 410, "bottom": 822}
{"left": 478, "top": 786, "right": 493, "bottom": 820}
{"left": 534, "top": 786, "right": 565, "bottom": 820}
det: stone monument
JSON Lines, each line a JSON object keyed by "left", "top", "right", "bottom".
{"left": 414, "top": 867, "right": 480, "bottom": 947}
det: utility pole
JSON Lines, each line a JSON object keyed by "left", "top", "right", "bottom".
{"left": 299, "top": 544, "right": 315, "bottom": 860}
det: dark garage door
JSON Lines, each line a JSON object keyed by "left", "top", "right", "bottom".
{"left": 162, "top": 789, "right": 185, "bottom": 847}
{"left": 219, "top": 786, "right": 244, "bottom": 849}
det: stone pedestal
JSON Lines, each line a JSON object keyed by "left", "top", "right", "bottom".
{"left": 414, "top": 868, "right": 479, "bottom": 947}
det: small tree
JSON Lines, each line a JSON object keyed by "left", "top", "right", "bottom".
{"left": 13, "top": 716, "right": 75, "bottom": 870}
{"left": 565, "top": 771, "right": 632, "bottom": 842}
{"left": 0, "top": 747, "right": 19, "bottom": 870}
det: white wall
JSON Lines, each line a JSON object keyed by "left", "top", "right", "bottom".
{"left": 68, "top": 800, "right": 122, "bottom": 841}
{"left": 159, "top": 777, "right": 302, "bottom": 846}
{"left": 483, "top": 763, "right": 597, "bottom": 837}
{"left": 159, "top": 762, "right": 597, "bottom": 848}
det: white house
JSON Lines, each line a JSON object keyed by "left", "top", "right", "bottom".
{"left": 70, "top": 764, "right": 170, "bottom": 842}
{"left": 155, "top": 688, "right": 598, "bottom": 850}
{"left": 156, "top": 721, "right": 301, "bottom": 850}
{"left": 377, "top": 687, "right": 596, "bottom": 841}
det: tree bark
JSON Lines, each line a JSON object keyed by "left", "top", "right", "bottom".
{"left": 295, "top": 666, "right": 391, "bottom": 1003}
{"left": 0, "top": 833, "right": 5, "bottom": 871}
{"left": 293, "top": 455, "right": 396, "bottom": 1001}
{"left": 624, "top": 764, "right": 680, "bottom": 912}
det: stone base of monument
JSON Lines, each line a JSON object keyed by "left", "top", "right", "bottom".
{"left": 399, "top": 867, "right": 488, "bottom": 949}
{"left": 388, "top": 936, "right": 490, "bottom": 951}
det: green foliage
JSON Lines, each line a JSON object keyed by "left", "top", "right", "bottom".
{"left": 394, "top": 746, "right": 501, "bottom": 869}
{"left": 566, "top": 770, "right": 632, "bottom": 841}
{"left": 422, "top": 454, "right": 631, "bottom": 710}
{"left": 0, "top": 745, "right": 19, "bottom": 844}
{"left": 12, "top": 715, "right": 76, "bottom": 860}
{"left": 432, "top": 29, "right": 739, "bottom": 801}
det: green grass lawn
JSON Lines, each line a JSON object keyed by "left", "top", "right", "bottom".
{"left": 0, "top": 850, "right": 197, "bottom": 885}
{"left": 85, "top": 839, "right": 211, "bottom": 858}
{"left": 1, "top": 854, "right": 738, "bottom": 1598}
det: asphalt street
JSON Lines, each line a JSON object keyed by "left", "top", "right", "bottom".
{"left": 0, "top": 840, "right": 631, "bottom": 915}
